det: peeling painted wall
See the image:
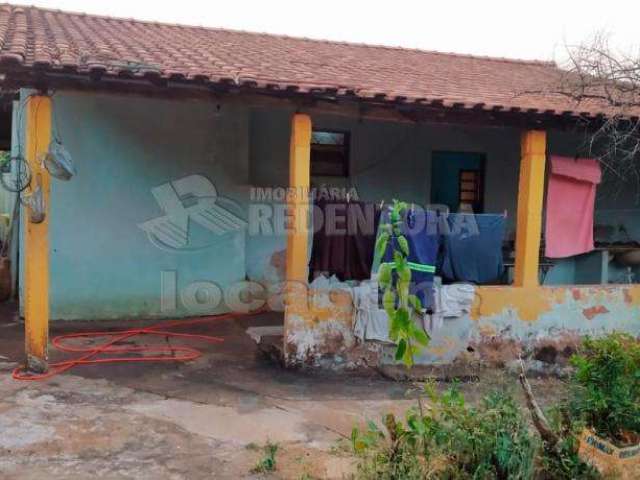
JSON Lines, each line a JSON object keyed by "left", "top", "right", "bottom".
{"left": 404, "top": 285, "right": 640, "bottom": 367}
{"left": 284, "top": 286, "right": 356, "bottom": 366}
{"left": 285, "top": 284, "right": 640, "bottom": 368}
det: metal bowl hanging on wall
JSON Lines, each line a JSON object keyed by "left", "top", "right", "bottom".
{"left": 22, "top": 180, "right": 45, "bottom": 224}
{"left": 43, "top": 140, "right": 76, "bottom": 181}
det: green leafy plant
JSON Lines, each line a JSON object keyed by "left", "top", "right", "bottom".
{"left": 568, "top": 332, "right": 640, "bottom": 445}
{"left": 426, "top": 388, "right": 537, "bottom": 479}
{"left": 375, "top": 200, "right": 430, "bottom": 368}
{"left": 529, "top": 333, "right": 640, "bottom": 478}
{"left": 352, "top": 414, "right": 429, "bottom": 479}
{"left": 352, "top": 387, "right": 538, "bottom": 479}
{"left": 250, "top": 440, "right": 279, "bottom": 474}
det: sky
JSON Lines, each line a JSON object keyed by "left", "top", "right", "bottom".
{"left": 13, "top": 0, "right": 640, "bottom": 62}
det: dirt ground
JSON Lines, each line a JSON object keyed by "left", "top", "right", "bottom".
{"left": 0, "top": 309, "right": 569, "bottom": 479}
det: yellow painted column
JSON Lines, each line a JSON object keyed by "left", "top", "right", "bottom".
{"left": 24, "top": 96, "right": 52, "bottom": 372}
{"left": 285, "top": 114, "right": 312, "bottom": 284}
{"left": 514, "top": 130, "right": 546, "bottom": 288}
{"left": 283, "top": 114, "right": 311, "bottom": 361}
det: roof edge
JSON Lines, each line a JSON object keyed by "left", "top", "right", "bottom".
{"left": 4, "top": 66, "right": 617, "bottom": 128}
{"left": 0, "top": 3, "right": 557, "bottom": 68}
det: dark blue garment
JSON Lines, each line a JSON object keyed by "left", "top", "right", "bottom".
{"left": 380, "top": 208, "right": 439, "bottom": 310}
{"left": 441, "top": 213, "right": 505, "bottom": 284}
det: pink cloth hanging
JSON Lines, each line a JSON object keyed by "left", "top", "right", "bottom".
{"left": 545, "top": 155, "right": 601, "bottom": 258}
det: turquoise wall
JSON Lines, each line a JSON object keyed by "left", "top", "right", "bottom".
{"left": 24, "top": 90, "right": 250, "bottom": 320}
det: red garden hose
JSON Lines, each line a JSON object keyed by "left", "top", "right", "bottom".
{"left": 12, "top": 311, "right": 253, "bottom": 381}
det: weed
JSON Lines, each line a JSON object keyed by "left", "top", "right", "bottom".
{"left": 363, "top": 217, "right": 637, "bottom": 478}
{"left": 428, "top": 389, "right": 537, "bottom": 479}
{"left": 250, "top": 441, "right": 279, "bottom": 474}
{"left": 352, "top": 387, "right": 538, "bottom": 479}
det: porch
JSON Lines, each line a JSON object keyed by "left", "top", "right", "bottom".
{"left": 279, "top": 109, "right": 640, "bottom": 368}
{"left": 10, "top": 87, "right": 639, "bottom": 373}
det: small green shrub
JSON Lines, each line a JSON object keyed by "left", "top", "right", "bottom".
{"left": 250, "top": 440, "right": 279, "bottom": 474}
{"left": 568, "top": 332, "right": 640, "bottom": 444}
{"left": 426, "top": 389, "right": 537, "bottom": 479}
{"left": 352, "top": 388, "right": 538, "bottom": 479}
{"left": 535, "top": 332, "right": 640, "bottom": 479}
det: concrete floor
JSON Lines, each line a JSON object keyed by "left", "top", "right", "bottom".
{"left": 0, "top": 309, "right": 568, "bottom": 479}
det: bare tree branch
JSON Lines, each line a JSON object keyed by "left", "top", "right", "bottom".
{"left": 555, "top": 33, "right": 640, "bottom": 197}
{"left": 518, "top": 360, "right": 560, "bottom": 449}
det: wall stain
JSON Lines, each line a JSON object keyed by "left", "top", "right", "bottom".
{"left": 582, "top": 305, "right": 609, "bottom": 320}
{"left": 471, "top": 287, "right": 564, "bottom": 323}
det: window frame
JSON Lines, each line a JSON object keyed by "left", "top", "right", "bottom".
{"left": 310, "top": 129, "right": 351, "bottom": 177}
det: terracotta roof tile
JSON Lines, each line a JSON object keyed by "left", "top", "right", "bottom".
{"left": 0, "top": 4, "right": 616, "bottom": 116}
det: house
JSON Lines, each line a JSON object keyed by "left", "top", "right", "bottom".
{"left": 0, "top": 4, "right": 638, "bottom": 372}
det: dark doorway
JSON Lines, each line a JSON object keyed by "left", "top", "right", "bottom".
{"left": 431, "top": 151, "right": 486, "bottom": 213}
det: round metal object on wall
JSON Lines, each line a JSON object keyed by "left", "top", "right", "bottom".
{"left": 0, "top": 155, "right": 32, "bottom": 193}
{"left": 44, "top": 140, "right": 76, "bottom": 181}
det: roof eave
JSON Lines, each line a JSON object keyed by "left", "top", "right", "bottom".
{"left": 0, "top": 65, "right": 608, "bottom": 131}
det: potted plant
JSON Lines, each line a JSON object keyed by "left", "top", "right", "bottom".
{"left": 570, "top": 333, "right": 640, "bottom": 479}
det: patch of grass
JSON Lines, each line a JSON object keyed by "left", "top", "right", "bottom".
{"left": 250, "top": 440, "right": 279, "bottom": 474}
